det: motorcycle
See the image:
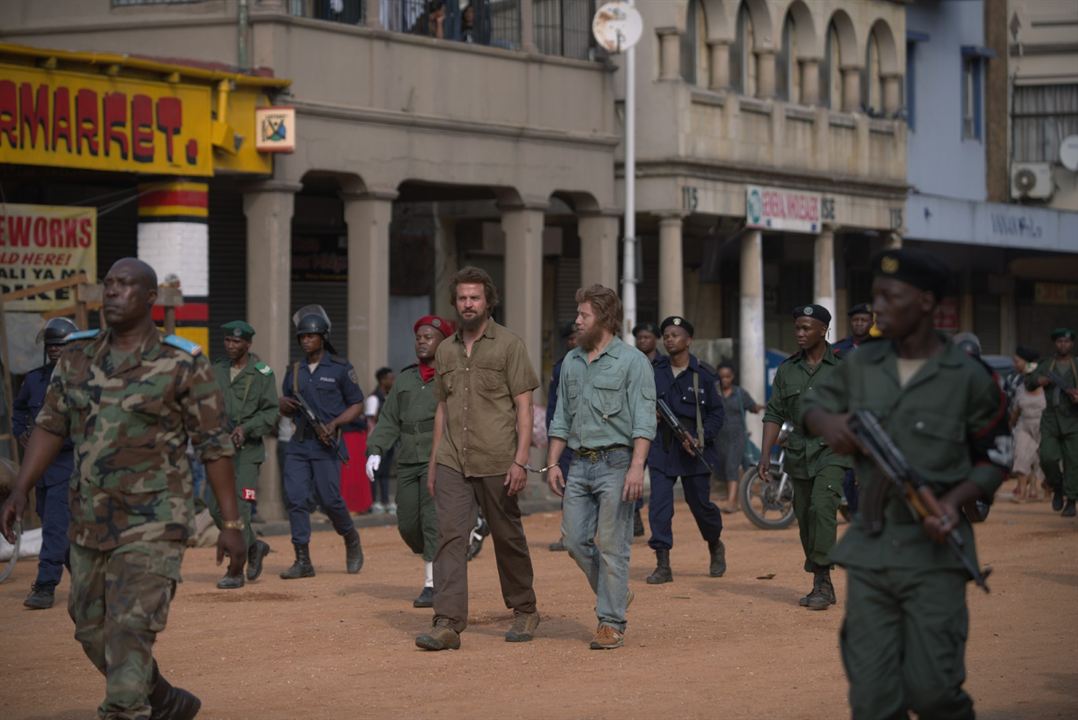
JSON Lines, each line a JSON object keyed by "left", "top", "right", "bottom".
{"left": 739, "top": 421, "right": 796, "bottom": 530}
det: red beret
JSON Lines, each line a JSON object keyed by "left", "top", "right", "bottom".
{"left": 414, "top": 315, "right": 455, "bottom": 337}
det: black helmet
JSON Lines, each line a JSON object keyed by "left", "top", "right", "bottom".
{"left": 296, "top": 313, "right": 330, "bottom": 336}
{"left": 40, "top": 317, "right": 79, "bottom": 346}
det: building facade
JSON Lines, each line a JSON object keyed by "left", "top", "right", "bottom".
{"left": 0, "top": 0, "right": 620, "bottom": 519}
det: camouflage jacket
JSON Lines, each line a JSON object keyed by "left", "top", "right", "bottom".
{"left": 35, "top": 325, "right": 234, "bottom": 550}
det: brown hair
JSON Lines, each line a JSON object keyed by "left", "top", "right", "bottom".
{"left": 575, "top": 284, "right": 622, "bottom": 334}
{"left": 449, "top": 266, "right": 499, "bottom": 311}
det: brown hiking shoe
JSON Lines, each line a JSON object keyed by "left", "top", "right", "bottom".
{"left": 589, "top": 624, "right": 624, "bottom": 650}
{"left": 505, "top": 610, "right": 540, "bottom": 642}
{"left": 415, "top": 622, "right": 461, "bottom": 651}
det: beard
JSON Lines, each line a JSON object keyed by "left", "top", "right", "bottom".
{"left": 577, "top": 323, "right": 606, "bottom": 352}
{"left": 457, "top": 312, "right": 485, "bottom": 331}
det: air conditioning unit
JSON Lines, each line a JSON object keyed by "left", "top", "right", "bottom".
{"left": 1011, "top": 162, "right": 1054, "bottom": 200}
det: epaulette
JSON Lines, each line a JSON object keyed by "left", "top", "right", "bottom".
{"left": 163, "top": 335, "right": 202, "bottom": 356}
{"left": 779, "top": 352, "right": 799, "bottom": 365}
{"left": 66, "top": 329, "right": 100, "bottom": 342}
{"left": 254, "top": 361, "right": 273, "bottom": 376}
{"left": 401, "top": 363, "right": 418, "bottom": 372}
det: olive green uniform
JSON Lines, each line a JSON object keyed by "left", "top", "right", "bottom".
{"left": 366, "top": 365, "right": 438, "bottom": 561}
{"left": 1025, "top": 357, "right": 1078, "bottom": 500}
{"left": 211, "top": 353, "right": 279, "bottom": 550}
{"left": 763, "top": 343, "right": 852, "bottom": 571}
{"left": 802, "top": 339, "right": 1010, "bottom": 720}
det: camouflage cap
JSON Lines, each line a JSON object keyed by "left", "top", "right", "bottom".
{"left": 221, "top": 320, "right": 255, "bottom": 341}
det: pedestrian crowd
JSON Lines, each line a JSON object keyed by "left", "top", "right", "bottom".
{"left": 1, "top": 251, "right": 1075, "bottom": 719}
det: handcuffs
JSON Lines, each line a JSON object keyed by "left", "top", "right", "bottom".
{"left": 514, "top": 461, "right": 558, "bottom": 474}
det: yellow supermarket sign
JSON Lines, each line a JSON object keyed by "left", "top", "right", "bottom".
{"left": 0, "top": 60, "right": 277, "bottom": 176}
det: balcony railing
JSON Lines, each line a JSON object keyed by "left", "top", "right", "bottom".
{"left": 289, "top": 0, "right": 596, "bottom": 59}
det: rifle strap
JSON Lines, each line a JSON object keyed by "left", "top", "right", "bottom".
{"left": 692, "top": 372, "right": 704, "bottom": 448}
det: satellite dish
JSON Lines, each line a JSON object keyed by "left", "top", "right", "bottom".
{"left": 1061, "top": 134, "right": 1078, "bottom": 172}
{"left": 593, "top": 1, "right": 643, "bottom": 54}
{"left": 1014, "top": 168, "right": 1037, "bottom": 194}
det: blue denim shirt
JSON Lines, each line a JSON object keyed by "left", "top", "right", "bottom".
{"left": 548, "top": 336, "right": 656, "bottom": 450}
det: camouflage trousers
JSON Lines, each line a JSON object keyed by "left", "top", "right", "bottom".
{"left": 69, "top": 540, "right": 185, "bottom": 720}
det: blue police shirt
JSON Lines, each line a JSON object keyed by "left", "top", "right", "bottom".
{"left": 648, "top": 354, "right": 724, "bottom": 477}
{"left": 13, "top": 364, "right": 75, "bottom": 485}
{"left": 282, "top": 354, "right": 364, "bottom": 459}
{"left": 832, "top": 335, "right": 862, "bottom": 358}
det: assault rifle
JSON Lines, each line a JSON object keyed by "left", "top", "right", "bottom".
{"left": 293, "top": 393, "right": 347, "bottom": 464}
{"left": 656, "top": 398, "right": 715, "bottom": 476}
{"left": 848, "top": 410, "right": 991, "bottom": 593}
{"left": 1043, "top": 368, "right": 1077, "bottom": 406}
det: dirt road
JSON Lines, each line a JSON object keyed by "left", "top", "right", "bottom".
{"left": 3, "top": 489, "right": 1076, "bottom": 719}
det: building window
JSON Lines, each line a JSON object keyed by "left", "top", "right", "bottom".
{"left": 906, "top": 40, "right": 916, "bottom": 129}
{"left": 731, "top": 2, "right": 756, "bottom": 96}
{"left": 1013, "top": 84, "right": 1078, "bottom": 162}
{"left": 679, "top": 0, "right": 709, "bottom": 86}
{"left": 377, "top": 1, "right": 522, "bottom": 49}
{"left": 535, "top": 0, "right": 595, "bottom": 60}
{"left": 776, "top": 12, "right": 799, "bottom": 102}
{"left": 864, "top": 29, "right": 883, "bottom": 115}
{"left": 961, "top": 55, "right": 982, "bottom": 140}
{"left": 820, "top": 21, "right": 841, "bottom": 109}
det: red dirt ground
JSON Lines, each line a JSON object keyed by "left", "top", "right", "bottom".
{"left": 3, "top": 483, "right": 1077, "bottom": 720}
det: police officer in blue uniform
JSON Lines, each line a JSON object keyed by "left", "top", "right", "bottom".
{"left": 278, "top": 312, "right": 365, "bottom": 579}
{"left": 833, "top": 303, "right": 874, "bottom": 358}
{"left": 646, "top": 316, "right": 726, "bottom": 584}
{"left": 546, "top": 321, "right": 579, "bottom": 552}
{"left": 14, "top": 317, "right": 79, "bottom": 609}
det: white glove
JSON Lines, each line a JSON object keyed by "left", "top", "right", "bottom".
{"left": 365, "top": 455, "right": 381, "bottom": 481}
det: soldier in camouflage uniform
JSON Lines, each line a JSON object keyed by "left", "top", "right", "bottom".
{"left": 1, "top": 258, "right": 245, "bottom": 720}
{"left": 366, "top": 314, "right": 455, "bottom": 608}
{"left": 210, "top": 320, "right": 279, "bottom": 589}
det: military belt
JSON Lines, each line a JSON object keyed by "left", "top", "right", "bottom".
{"left": 573, "top": 444, "right": 630, "bottom": 462}
{"left": 401, "top": 419, "right": 435, "bottom": 435}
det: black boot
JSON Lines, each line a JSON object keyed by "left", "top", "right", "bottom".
{"left": 23, "top": 584, "right": 55, "bottom": 610}
{"left": 633, "top": 509, "right": 645, "bottom": 537}
{"left": 1052, "top": 486, "right": 1064, "bottom": 511}
{"left": 413, "top": 586, "right": 434, "bottom": 608}
{"left": 149, "top": 664, "right": 201, "bottom": 720}
{"left": 1063, "top": 499, "right": 1077, "bottom": 518}
{"left": 800, "top": 566, "right": 822, "bottom": 607}
{"left": 646, "top": 549, "right": 673, "bottom": 584}
{"left": 806, "top": 566, "right": 835, "bottom": 611}
{"left": 279, "top": 543, "right": 315, "bottom": 580}
{"left": 246, "top": 540, "right": 270, "bottom": 582}
{"left": 344, "top": 529, "right": 364, "bottom": 574}
{"left": 708, "top": 538, "right": 726, "bottom": 577}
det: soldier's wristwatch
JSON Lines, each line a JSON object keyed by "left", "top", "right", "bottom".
{"left": 221, "top": 519, "right": 246, "bottom": 531}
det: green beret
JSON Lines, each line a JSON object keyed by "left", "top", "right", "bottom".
{"left": 1051, "top": 328, "right": 1075, "bottom": 340}
{"left": 871, "top": 248, "right": 952, "bottom": 299}
{"left": 221, "top": 320, "right": 255, "bottom": 341}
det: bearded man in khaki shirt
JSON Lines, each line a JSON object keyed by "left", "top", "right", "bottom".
{"left": 415, "top": 266, "right": 540, "bottom": 651}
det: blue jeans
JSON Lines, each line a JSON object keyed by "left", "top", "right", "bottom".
{"left": 561, "top": 446, "right": 635, "bottom": 632}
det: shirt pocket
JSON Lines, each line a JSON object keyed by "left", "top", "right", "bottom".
{"left": 475, "top": 360, "right": 505, "bottom": 393}
{"left": 910, "top": 412, "right": 966, "bottom": 473}
{"left": 590, "top": 371, "right": 626, "bottom": 417}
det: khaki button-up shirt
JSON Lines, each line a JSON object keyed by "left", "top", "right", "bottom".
{"left": 434, "top": 320, "right": 539, "bottom": 477}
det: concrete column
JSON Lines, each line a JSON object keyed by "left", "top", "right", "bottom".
{"left": 842, "top": 66, "right": 862, "bottom": 112}
{"left": 363, "top": 0, "right": 381, "bottom": 28}
{"left": 520, "top": 0, "right": 536, "bottom": 53}
{"left": 434, "top": 215, "right": 459, "bottom": 319}
{"left": 658, "top": 28, "right": 681, "bottom": 81}
{"left": 501, "top": 204, "right": 546, "bottom": 397}
{"left": 800, "top": 59, "right": 820, "bottom": 105}
{"left": 242, "top": 180, "right": 300, "bottom": 522}
{"left": 814, "top": 226, "right": 836, "bottom": 321}
{"left": 755, "top": 50, "right": 776, "bottom": 99}
{"left": 578, "top": 213, "right": 619, "bottom": 290}
{"left": 882, "top": 73, "right": 902, "bottom": 115}
{"left": 739, "top": 230, "right": 766, "bottom": 445}
{"left": 658, "top": 215, "right": 685, "bottom": 318}
{"left": 708, "top": 40, "right": 731, "bottom": 90}
{"left": 342, "top": 191, "right": 397, "bottom": 398}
